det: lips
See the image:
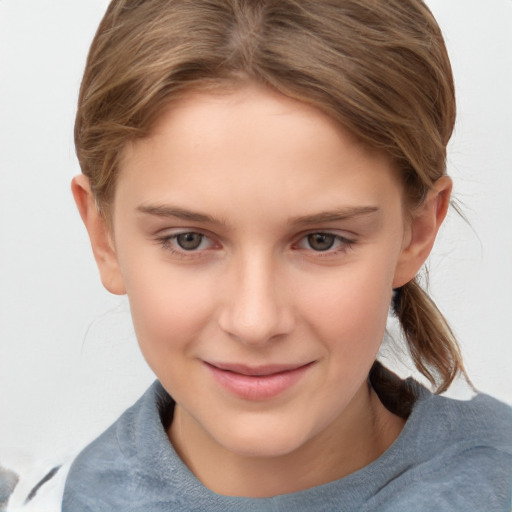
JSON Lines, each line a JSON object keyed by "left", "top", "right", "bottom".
{"left": 204, "top": 361, "right": 314, "bottom": 400}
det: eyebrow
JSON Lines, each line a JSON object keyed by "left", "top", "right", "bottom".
{"left": 137, "top": 204, "right": 227, "bottom": 226}
{"left": 137, "top": 204, "right": 379, "bottom": 227}
{"left": 290, "top": 206, "right": 380, "bottom": 225}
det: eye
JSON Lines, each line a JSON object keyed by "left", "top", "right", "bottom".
{"left": 306, "top": 233, "right": 337, "bottom": 251}
{"left": 158, "top": 231, "right": 214, "bottom": 254}
{"left": 296, "top": 232, "right": 354, "bottom": 253}
{"left": 175, "top": 232, "right": 205, "bottom": 250}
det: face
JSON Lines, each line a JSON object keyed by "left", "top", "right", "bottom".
{"left": 109, "top": 85, "right": 410, "bottom": 458}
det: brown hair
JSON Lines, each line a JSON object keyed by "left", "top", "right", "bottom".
{"left": 75, "top": 0, "right": 465, "bottom": 399}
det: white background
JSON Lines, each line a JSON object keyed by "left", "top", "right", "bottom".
{"left": 1, "top": 0, "right": 511, "bottom": 463}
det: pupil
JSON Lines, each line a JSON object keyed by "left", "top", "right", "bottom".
{"left": 177, "top": 233, "right": 202, "bottom": 250}
{"left": 308, "top": 233, "right": 335, "bottom": 251}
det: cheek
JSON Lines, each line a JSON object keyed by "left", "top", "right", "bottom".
{"left": 298, "top": 262, "right": 394, "bottom": 360}
{"left": 120, "top": 259, "right": 217, "bottom": 370}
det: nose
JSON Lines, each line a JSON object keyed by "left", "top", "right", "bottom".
{"left": 217, "top": 252, "right": 295, "bottom": 346}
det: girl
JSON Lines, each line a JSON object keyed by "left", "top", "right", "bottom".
{"left": 38, "top": 0, "right": 512, "bottom": 510}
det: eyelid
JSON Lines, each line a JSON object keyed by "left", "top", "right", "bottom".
{"left": 154, "top": 227, "right": 356, "bottom": 259}
{"left": 293, "top": 230, "right": 356, "bottom": 254}
{"left": 156, "top": 228, "right": 220, "bottom": 256}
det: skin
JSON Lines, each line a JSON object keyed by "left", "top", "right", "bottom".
{"left": 73, "top": 84, "right": 451, "bottom": 497}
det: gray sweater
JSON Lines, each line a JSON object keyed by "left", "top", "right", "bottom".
{"left": 62, "top": 380, "right": 512, "bottom": 511}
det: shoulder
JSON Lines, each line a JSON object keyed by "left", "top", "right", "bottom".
{"left": 415, "top": 388, "right": 512, "bottom": 453}
{"left": 62, "top": 381, "right": 175, "bottom": 512}
{"left": 385, "top": 387, "right": 512, "bottom": 511}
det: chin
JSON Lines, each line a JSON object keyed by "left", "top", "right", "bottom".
{"left": 213, "top": 419, "right": 313, "bottom": 459}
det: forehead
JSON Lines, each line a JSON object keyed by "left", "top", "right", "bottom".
{"left": 115, "top": 84, "right": 402, "bottom": 222}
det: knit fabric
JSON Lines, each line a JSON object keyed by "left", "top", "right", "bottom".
{"left": 62, "top": 380, "right": 512, "bottom": 512}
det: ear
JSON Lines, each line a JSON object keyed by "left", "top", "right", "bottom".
{"left": 72, "top": 175, "right": 126, "bottom": 295}
{"left": 393, "top": 176, "right": 452, "bottom": 288}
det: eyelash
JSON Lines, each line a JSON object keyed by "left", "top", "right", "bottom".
{"left": 156, "top": 232, "right": 215, "bottom": 258}
{"left": 156, "top": 230, "right": 355, "bottom": 259}
{"left": 295, "top": 232, "right": 355, "bottom": 256}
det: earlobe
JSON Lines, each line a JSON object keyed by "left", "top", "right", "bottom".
{"left": 71, "top": 175, "right": 126, "bottom": 295}
{"left": 393, "top": 176, "right": 452, "bottom": 288}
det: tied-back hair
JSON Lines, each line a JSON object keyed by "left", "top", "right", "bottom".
{"left": 75, "top": 0, "right": 466, "bottom": 400}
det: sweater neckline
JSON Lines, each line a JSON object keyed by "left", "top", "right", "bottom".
{"left": 126, "top": 379, "right": 431, "bottom": 509}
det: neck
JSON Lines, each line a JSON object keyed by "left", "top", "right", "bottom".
{"left": 168, "top": 382, "right": 404, "bottom": 497}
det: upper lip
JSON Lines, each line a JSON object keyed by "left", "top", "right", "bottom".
{"left": 205, "top": 361, "right": 314, "bottom": 376}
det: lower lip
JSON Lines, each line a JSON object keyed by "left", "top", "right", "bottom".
{"left": 205, "top": 363, "right": 313, "bottom": 401}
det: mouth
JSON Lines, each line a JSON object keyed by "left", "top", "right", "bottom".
{"left": 206, "top": 362, "right": 313, "bottom": 376}
{"left": 203, "top": 361, "right": 315, "bottom": 400}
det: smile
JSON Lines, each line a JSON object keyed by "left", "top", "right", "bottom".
{"left": 204, "top": 361, "right": 315, "bottom": 401}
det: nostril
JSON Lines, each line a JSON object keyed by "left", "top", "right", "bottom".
{"left": 217, "top": 260, "right": 295, "bottom": 344}
{"left": 218, "top": 303, "right": 295, "bottom": 346}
